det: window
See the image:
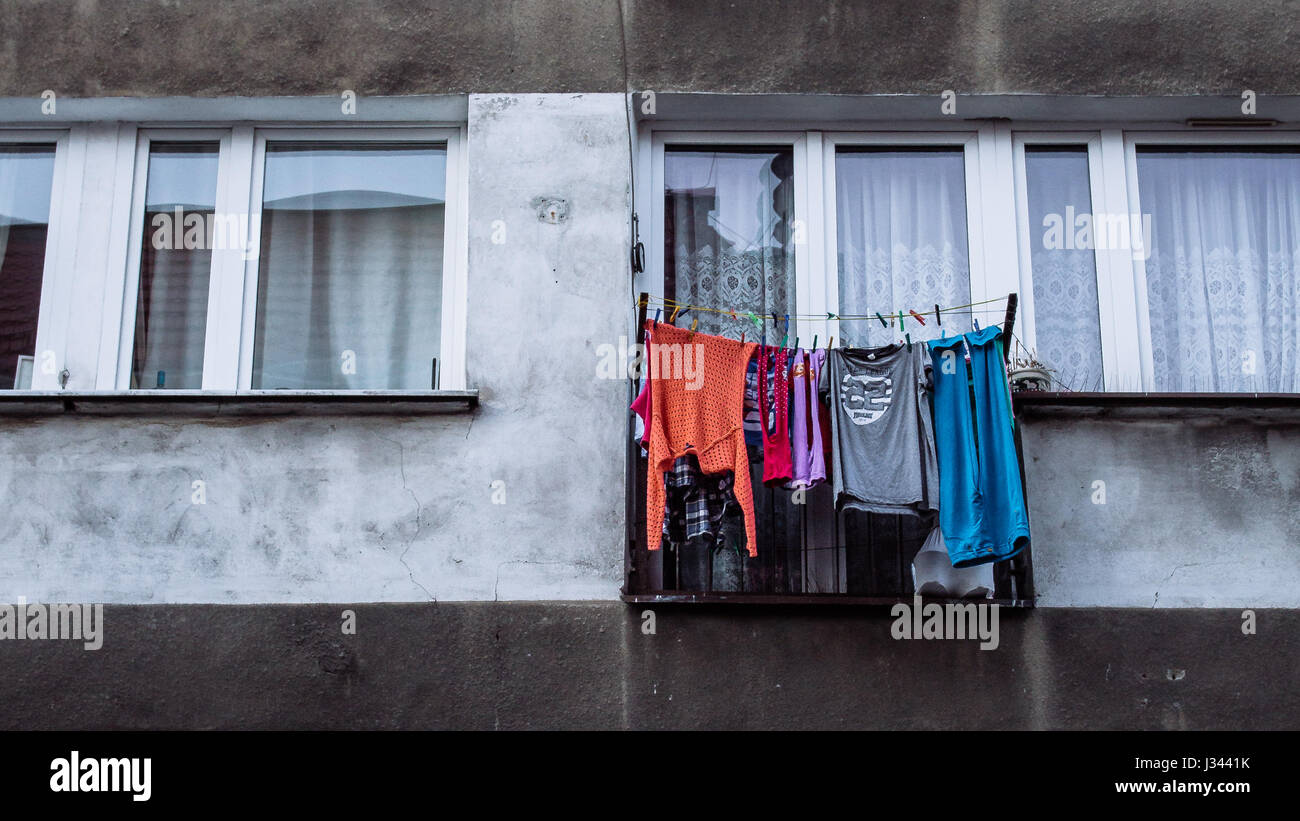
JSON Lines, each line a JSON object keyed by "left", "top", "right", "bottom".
{"left": 833, "top": 147, "right": 973, "bottom": 347}
{"left": 103, "top": 125, "right": 465, "bottom": 392}
{"left": 1135, "top": 147, "right": 1300, "bottom": 392}
{"left": 129, "top": 142, "right": 220, "bottom": 389}
{"left": 251, "top": 141, "right": 448, "bottom": 390}
{"left": 664, "top": 146, "right": 794, "bottom": 339}
{"left": 0, "top": 143, "right": 56, "bottom": 390}
{"left": 644, "top": 131, "right": 1001, "bottom": 360}
{"left": 1020, "top": 145, "right": 1105, "bottom": 391}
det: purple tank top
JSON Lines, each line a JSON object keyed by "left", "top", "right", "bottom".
{"left": 787, "top": 348, "right": 827, "bottom": 489}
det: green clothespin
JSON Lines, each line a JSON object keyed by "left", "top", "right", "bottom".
{"left": 875, "top": 312, "right": 888, "bottom": 328}
{"left": 898, "top": 310, "right": 906, "bottom": 332}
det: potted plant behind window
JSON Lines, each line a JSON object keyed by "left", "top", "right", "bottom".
{"left": 1008, "top": 349, "right": 1054, "bottom": 392}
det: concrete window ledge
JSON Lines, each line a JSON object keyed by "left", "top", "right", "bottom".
{"left": 0, "top": 390, "right": 479, "bottom": 417}
{"left": 1013, "top": 391, "right": 1300, "bottom": 421}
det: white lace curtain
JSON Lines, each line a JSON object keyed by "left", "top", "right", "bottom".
{"left": 835, "top": 150, "right": 973, "bottom": 348}
{"left": 1024, "top": 148, "right": 1106, "bottom": 391}
{"left": 1139, "top": 150, "right": 1300, "bottom": 392}
{"left": 664, "top": 149, "right": 795, "bottom": 340}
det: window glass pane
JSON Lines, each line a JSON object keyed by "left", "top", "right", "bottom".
{"left": 835, "top": 148, "right": 972, "bottom": 347}
{"left": 1138, "top": 148, "right": 1300, "bottom": 392}
{"left": 664, "top": 147, "right": 794, "bottom": 338}
{"left": 1024, "top": 146, "right": 1105, "bottom": 391}
{"left": 253, "top": 141, "right": 447, "bottom": 389}
{"left": 132, "top": 142, "right": 219, "bottom": 389}
{"left": 0, "top": 144, "right": 55, "bottom": 390}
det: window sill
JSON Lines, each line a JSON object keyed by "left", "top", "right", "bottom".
{"left": 1013, "top": 391, "right": 1300, "bottom": 420}
{"left": 0, "top": 390, "right": 479, "bottom": 417}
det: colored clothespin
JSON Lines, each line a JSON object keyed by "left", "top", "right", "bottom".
{"left": 934, "top": 303, "right": 942, "bottom": 326}
{"left": 812, "top": 335, "right": 818, "bottom": 350}
{"left": 875, "top": 312, "right": 888, "bottom": 328}
{"left": 794, "top": 337, "right": 799, "bottom": 351}
{"left": 670, "top": 305, "right": 683, "bottom": 324}
{"left": 974, "top": 317, "right": 981, "bottom": 331}
{"left": 828, "top": 336, "right": 834, "bottom": 350}
{"left": 905, "top": 333, "right": 912, "bottom": 351}
{"left": 898, "top": 311, "right": 906, "bottom": 332}
{"left": 690, "top": 317, "right": 699, "bottom": 333}
{"left": 826, "top": 312, "right": 837, "bottom": 321}
{"left": 653, "top": 308, "right": 662, "bottom": 324}
{"left": 909, "top": 309, "right": 927, "bottom": 326}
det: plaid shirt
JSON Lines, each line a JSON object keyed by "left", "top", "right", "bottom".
{"left": 662, "top": 454, "right": 738, "bottom": 544}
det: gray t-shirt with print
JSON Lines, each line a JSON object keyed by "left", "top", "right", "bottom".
{"left": 818, "top": 343, "right": 939, "bottom": 516}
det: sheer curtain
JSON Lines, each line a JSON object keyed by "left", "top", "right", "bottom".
{"left": 835, "top": 149, "right": 972, "bottom": 348}
{"left": 254, "top": 204, "right": 444, "bottom": 388}
{"left": 1024, "top": 147, "right": 1106, "bottom": 391}
{"left": 664, "top": 148, "right": 794, "bottom": 339}
{"left": 1139, "top": 149, "right": 1300, "bottom": 392}
{"left": 252, "top": 143, "right": 446, "bottom": 390}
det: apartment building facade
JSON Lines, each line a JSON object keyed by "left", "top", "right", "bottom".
{"left": 0, "top": 0, "right": 1297, "bottom": 729}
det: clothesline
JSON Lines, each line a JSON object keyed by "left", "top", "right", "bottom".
{"left": 637, "top": 293, "right": 1010, "bottom": 325}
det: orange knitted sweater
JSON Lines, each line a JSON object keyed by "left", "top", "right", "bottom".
{"left": 645, "top": 321, "right": 758, "bottom": 556}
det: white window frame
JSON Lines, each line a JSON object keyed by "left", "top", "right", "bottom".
{"left": 112, "top": 128, "right": 230, "bottom": 389}
{"left": 639, "top": 120, "right": 1300, "bottom": 394}
{"left": 232, "top": 126, "right": 467, "bottom": 391}
{"left": 6, "top": 121, "right": 469, "bottom": 393}
{"left": 822, "top": 129, "right": 1012, "bottom": 348}
{"left": 640, "top": 126, "right": 1011, "bottom": 352}
{"left": 1012, "top": 132, "right": 1137, "bottom": 391}
{"left": 644, "top": 130, "right": 808, "bottom": 340}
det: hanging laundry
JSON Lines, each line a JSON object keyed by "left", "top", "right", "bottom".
{"left": 758, "top": 346, "right": 793, "bottom": 486}
{"left": 644, "top": 322, "right": 758, "bottom": 557}
{"left": 742, "top": 353, "right": 776, "bottom": 448}
{"left": 786, "top": 348, "right": 827, "bottom": 489}
{"left": 630, "top": 329, "right": 653, "bottom": 449}
{"left": 661, "top": 453, "right": 742, "bottom": 546}
{"left": 818, "top": 343, "right": 939, "bottom": 516}
{"left": 928, "top": 327, "right": 1030, "bottom": 567}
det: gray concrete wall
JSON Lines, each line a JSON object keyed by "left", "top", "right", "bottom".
{"left": 0, "top": 93, "right": 631, "bottom": 604}
{"left": 1021, "top": 411, "right": 1300, "bottom": 608}
{"left": 1, "top": 0, "right": 1296, "bottom": 98}
{"left": 1, "top": 602, "right": 1293, "bottom": 729}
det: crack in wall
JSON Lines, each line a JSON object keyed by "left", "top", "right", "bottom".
{"left": 1152, "top": 561, "right": 1228, "bottom": 608}
{"left": 379, "top": 435, "right": 435, "bottom": 602}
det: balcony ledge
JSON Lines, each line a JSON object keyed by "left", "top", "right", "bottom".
{"left": 1013, "top": 391, "right": 1300, "bottom": 421}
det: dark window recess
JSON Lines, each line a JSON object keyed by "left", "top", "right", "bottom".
{"left": 0, "top": 144, "right": 56, "bottom": 390}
